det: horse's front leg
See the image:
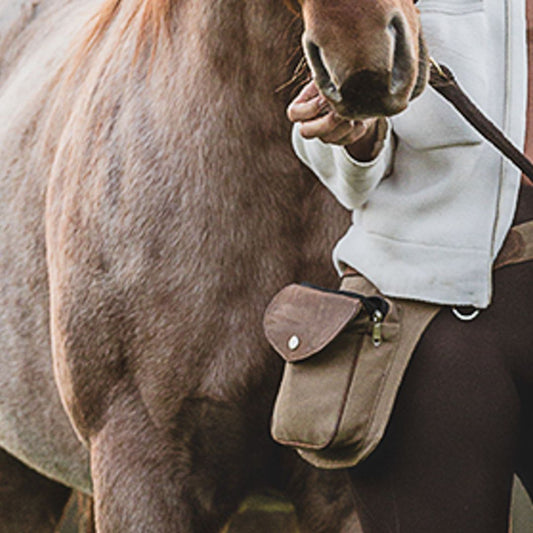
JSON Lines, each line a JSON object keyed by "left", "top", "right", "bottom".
{"left": 60, "top": 375, "right": 260, "bottom": 531}
{"left": 49, "top": 285, "right": 278, "bottom": 532}
{"left": 286, "top": 459, "right": 364, "bottom": 533}
{"left": 88, "top": 393, "right": 251, "bottom": 532}
{"left": 89, "top": 395, "right": 185, "bottom": 531}
{"left": 58, "top": 354, "right": 266, "bottom": 532}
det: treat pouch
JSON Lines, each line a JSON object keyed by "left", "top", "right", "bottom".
{"left": 263, "top": 276, "right": 439, "bottom": 469}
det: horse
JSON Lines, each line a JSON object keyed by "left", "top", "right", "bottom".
{"left": 0, "top": 0, "right": 530, "bottom": 531}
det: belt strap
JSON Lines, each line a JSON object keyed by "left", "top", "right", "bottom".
{"left": 495, "top": 220, "right": 533, "bottom": 269}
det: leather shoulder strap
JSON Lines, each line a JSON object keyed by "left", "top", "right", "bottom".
{"left": 495, "top": 221, "right": 533, "bottom": 269}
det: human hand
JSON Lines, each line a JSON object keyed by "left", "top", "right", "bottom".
{"left": 287, "top": 81, "right": 381, "bottom": 161}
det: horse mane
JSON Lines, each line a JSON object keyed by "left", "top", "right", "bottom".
{"left": 283, "top": 0, "right": 301, "bottom": 15}
{"left": 73, "top": 0, "right": 173, "bottom": 71}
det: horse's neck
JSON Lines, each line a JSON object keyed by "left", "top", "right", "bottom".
{"left": 171, "top": 1, "right": 301, "bottom": 134}
{"left": 196, "top": 2, "right": 299, "bottom": 85}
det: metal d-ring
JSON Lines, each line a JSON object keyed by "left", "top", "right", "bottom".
{"left": 451, "top": 307, "right": 481, "bottom": 321}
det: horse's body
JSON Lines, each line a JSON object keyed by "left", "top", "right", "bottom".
{"left": 0, "top": 0, "right": 356, "bottom": 530}
{"left": 0, "top": 0, "right": 531, "bottom": 531}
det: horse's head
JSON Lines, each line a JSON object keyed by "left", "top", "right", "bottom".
{"left": 291, "top": 0, "right": 428, "bottom": 119}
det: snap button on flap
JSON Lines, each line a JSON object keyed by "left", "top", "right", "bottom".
{"left": 288, "top": 335, "right": 300, "bottom": 350}
{"left": 263, "top": 283, "right": 363, "bottom": 363}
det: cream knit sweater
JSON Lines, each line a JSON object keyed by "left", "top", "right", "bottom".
{"left": 293, "top": 0, "right": 527, "bottom": 308}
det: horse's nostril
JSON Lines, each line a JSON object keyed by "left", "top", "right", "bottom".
{"left": 388, "top": 14, "right": 412, "bottom": 95}
{"left": 303, "top": 38, "right": 342, "bottom": 103}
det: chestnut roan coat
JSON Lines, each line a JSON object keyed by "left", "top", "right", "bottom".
{"left": 0, "top": 0, "right": 360, "bottom": 530}
{"left": 0, "top": 0, "right": 531, "bottom": 532}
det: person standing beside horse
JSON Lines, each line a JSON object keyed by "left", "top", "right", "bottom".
{"left": 280, "top": 0, "right": 533, "bottom": 531}
{"left": 288, "top": 0, "right": 526, "bottom": 310}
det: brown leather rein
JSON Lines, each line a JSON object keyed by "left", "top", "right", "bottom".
{"left": 426, "top": 60, "right": 533, "bottom": 275}
{"left": 428, "top": 60, "right": 533, "bottom": 183}
{"left": 345, "top": 60, "right": 533, "bottom": 288}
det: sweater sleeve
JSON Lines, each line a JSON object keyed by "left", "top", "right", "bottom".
{"left": 292, "top": 119, "right": 395, "bottom": 210}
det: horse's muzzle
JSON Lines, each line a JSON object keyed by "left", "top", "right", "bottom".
{"left": 303, "top": 13, "right": 428, "bottom": 119}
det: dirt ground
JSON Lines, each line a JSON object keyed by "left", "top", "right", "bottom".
{"left": 223, "top": 492, "right": 299, "bottom": 533}
{"left": 57, "top": 482, "right": 532, "bottom": 532}
{"left": 56, "top": 490, "right": 299, "bottom": 533}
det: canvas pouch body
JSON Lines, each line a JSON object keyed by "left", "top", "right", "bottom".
{"left": 263, "top": 274, "right": 440, "bottom": 469}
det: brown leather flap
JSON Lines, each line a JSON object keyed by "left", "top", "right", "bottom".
{"left": 263, "top": 284, "right": 363, "bottom": 362}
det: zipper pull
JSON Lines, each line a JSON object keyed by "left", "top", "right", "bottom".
{"left": 371, "top": 309, "right": 384, "bottom": 347}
